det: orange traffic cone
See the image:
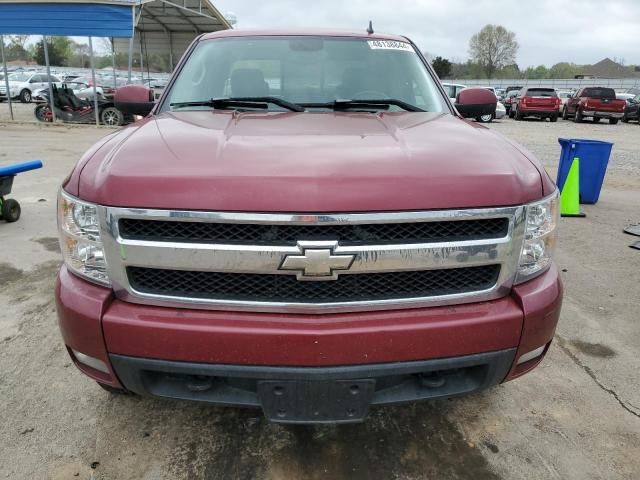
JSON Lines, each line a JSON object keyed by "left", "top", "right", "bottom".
{"left": 560, "top": 157, "right": 585, "bottom": 217}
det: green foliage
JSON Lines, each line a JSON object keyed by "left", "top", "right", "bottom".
{"left": 431, "top": 56, "right": 452, "bottom": 78}
{"left": 549, "top": 62, "right": 582, "bottom": 79}
{"left": 523, "top": 65, "right": 549, "bottom": 79}
{"left": 469, "top": 25, "right": 519, "bottom": 79}
{"left": 33, "top": 39, "right": 66, "bottom": 66}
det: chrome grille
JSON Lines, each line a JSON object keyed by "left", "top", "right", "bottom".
{"left": 119, "top": 217, "right": 509, "bottom": 245}
{"left": 100, "top": 207, "right": 526, "bottom": 314}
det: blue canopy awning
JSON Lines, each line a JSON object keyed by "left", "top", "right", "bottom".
{"left": 0, "top": 2, "right": 133, "bottom": 38}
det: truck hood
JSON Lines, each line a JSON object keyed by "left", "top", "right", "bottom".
{"left": 77, "top": 111, "right": 546, "bottom": 211}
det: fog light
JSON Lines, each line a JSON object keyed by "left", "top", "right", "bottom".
{"left": 72, "top": 349, "right": 109, "bottom": 374}
{"left": 516, "top": 345, "right": 546, "bottom": 365}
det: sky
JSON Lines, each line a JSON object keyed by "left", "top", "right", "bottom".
{"left": 213, "top": 0, "right": 640, "bottom": 68}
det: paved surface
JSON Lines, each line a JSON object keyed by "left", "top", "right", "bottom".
{"left": 0, "top": 106, "right": 639, "bottom": 479}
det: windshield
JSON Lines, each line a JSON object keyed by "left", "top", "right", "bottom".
{"left": 582, "top": 87, "right": 616, "bottom": 99}
{"left": 9, "top": 72, "right": 29, "bottom": 82}
{"left": 163, "top": 36, "right": 448, "bottom": 112}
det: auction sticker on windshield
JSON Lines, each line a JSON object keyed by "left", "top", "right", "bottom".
{"left": 367, "top": 40, "right": 413, "bottom": 51}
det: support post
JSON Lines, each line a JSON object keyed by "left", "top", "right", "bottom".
{"left": 0, "top": 35, "right": 14, "bottom": 121}
{"left": 139, "top": 32, "right": 144, "bottom": 82}
{"left": 43, "top": 36, "right": 56, "bottom": 123}
{"left": 88, "top": 36, "right": 99, "bottom": 126}
{"left": 111, "top": 37, "right": 116, "bottom": 89}
{"left": 168, "top": 31, "right": 174, "bottom": 71}
{"left": 127, "top": 35, "right": 134, "bottom": 83}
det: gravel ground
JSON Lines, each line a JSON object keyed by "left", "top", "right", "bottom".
{"left": 0, "top": 104, "right": 639, "bottom": 480}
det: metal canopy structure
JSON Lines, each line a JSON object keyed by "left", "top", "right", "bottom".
{"left": 114, "top": 0, "right": 232, "bottom": 72}
{"left": 0, "top": 0, "right": 134, "bottom": 37}
{"left": 0, "top": 0, "right": 135, "bottom": 123}
{"left": 0, "top": 0, "right": 230, "bottom": 124}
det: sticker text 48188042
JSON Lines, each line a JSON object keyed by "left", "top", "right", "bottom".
{"left": 367, "top": 40, "right": 413, "bottom": 51}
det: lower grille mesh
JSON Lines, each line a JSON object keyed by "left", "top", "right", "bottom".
{"left": 127, "top": 265, "right": 500, "bottom": 303}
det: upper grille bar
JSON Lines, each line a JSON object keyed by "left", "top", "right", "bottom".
{"left": 119, "top": 217, "right": 509, "bottom": 245}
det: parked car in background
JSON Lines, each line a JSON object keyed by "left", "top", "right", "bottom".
{"left": 505, "top": 85, "right": 523, "bottom": 95}
{"left": 73, "top": 76, "right": 118, "bottom": 100}
{"left": 622, "top": 94, "right": 640, "bottom": 123}
{"left": 0, "top": 72, "right": 61, "bottom": 103}
{"left": 557, "top": 91, "right": 573, "bottom": 111}
{"left": 504, "top": 90, "right": 519, "bottom": 116}
{"left": 616, "top": 93, "right": 635, "bottom": 103}
{"left": 512, "top": 87, "right": 561, "bottom": 122}
{"left": 476, "top": 87, "right": 503, "bottom": 123}
{"left": 441, "top": 82, "right": 467, "bottom": 102}
{"left": 562, "top": 87, "right": 626, "bottom": 124}
{"left": 34, "top": 81, "right": 105, "bottom": 102}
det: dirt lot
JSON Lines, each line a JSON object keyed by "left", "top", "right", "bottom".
{"left": 1, "top": 103, "right": 639, "bottom": 480}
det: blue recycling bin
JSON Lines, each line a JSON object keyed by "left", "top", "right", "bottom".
{"left": 557, "top": 138, "right": 613, "bottom": 204}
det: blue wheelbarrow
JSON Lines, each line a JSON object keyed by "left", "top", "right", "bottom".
{"left": 0, "top": 160, "right": 43, "bottom": 223}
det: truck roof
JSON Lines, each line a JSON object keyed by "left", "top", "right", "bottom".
{"left": 200, "top": 29, "right": 410, "bottom": 43}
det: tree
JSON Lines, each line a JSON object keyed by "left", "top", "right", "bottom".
{"left": 523, "top": 65, "right": 549, "bottom": 79}
{"left": 431, "top": 56, "right": 452, "bottom": 78}
{"left": 33, "top": 37, "right": 73, "bottom": 66}
{"left": 469, "top": 25, "right": 519, "bottom": 79}
{"left": 8, "top": 35, "right": 30, "bottom": 49}
{"left": 549, "top": 62, "right": 582, "bottom": 79}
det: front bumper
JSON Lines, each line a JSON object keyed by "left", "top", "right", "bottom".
{"left": 55, "top": 263, "right": 562, "bottom": 420}
{"left": 582, "top": 111, "right": 624, "bottom": 119}
{"left": 111, "top": 349, "right": 515, "bottom": 423}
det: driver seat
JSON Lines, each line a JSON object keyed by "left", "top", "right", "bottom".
{"left": 230, "top": 68, "right": 269, "bottom": 97}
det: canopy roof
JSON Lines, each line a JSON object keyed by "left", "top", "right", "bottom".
{"left": 0, "top": 0, "right": 135, "bottom": 37}
{"left": 113, "top": 0, "right": 231, "bottom": 70}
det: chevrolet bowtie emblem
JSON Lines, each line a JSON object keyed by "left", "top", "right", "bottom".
{"left": 280, "top": 241, "right": 355, "bottom": 281}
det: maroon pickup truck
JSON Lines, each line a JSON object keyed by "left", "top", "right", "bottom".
{"left": 55, "top": 30, "right": 562, "bottom": 424}
{"left": 562, "top": 86, "right": 626, "bottom": 124}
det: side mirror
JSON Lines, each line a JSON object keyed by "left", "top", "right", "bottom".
{"left": 114, "top": 84, "right": 155, "bottom": 116}
{"left": 454, "top": 88, "right": 497, "bottom": 118}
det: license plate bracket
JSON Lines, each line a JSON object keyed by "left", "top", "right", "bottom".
{"left": 257, "top": 379, "right": 375, "bottom": 424}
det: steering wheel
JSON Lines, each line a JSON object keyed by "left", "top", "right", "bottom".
{"left": 349, "top": 90, "right": 388, "bottom": 100}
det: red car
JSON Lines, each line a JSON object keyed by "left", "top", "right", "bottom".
{"left": 562, "top": 87, "right": 626, "bottom": 124}
{"left": 512, "top": 87, "right": 561, "bottom": 122}
{"left": 56, "top": 30, "right": 562, "bottom": 424}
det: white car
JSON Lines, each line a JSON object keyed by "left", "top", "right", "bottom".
{"left": 441, "top": 82, "right": 467, "bottom": 103}
{"left": 34, "top": 81, "right": 104, "bottom": 102}
{"left": 0, "top": 72, "right": 61, "bottom": 103}
{"left": 441, "top": 83, "right": 502, "bottom": 122}
{"left": 557, "top": 91, "right": 573, "bottom": 111}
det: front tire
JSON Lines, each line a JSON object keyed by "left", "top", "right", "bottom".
{"left": 515, "top": 108, "right": 523, "bottom": 121}
{"left": 476, "top": 114, "right": 493, "bottom": 123}
{"left": 19, "top": 89, "right": 32, "bottom": 103}
{"left": 100, "top": 107, "right": 124, "bottom": 127}
{"left": 1, "top": 198, "right": 21, "bottom": 223}
{"left": 593, "top": 117, "right": 601, "bottom": 123}
{"left": 562, "top": 106, "right": 569, "bottom": 120}
{"left": 622, "top": 114, "right": 629, "bottom": 123}
{"left": 609, "top": 118, "right": 619, "bottom": 125}
{"left": 34, "top": 104, "right": 52, "bottom": 122}
{"left": 574, "top": 109, "right": 583, "bottom": 123}
{"left": 550, "top": 114, "right": 558, "bottom": 122}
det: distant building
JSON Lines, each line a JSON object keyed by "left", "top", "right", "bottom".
{"left": 581, "top": 58, "right": 640, "bottom": 79}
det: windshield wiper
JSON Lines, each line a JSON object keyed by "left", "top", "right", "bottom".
{"left": 301, "top": 99, "right": 424, "bottom": 112}
{"left": 170, "top": 96, "right": 304, "bottom": 112}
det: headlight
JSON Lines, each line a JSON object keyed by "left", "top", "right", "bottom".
{"left": 57, "top": 190, "right": 110, "bottom": 286}
{"left": 516, "top": 190, "right": 559, "bottom": 283}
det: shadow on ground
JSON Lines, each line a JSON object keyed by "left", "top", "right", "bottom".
{"left": 96, "top": 394, "right": 500, "bottom": 480}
